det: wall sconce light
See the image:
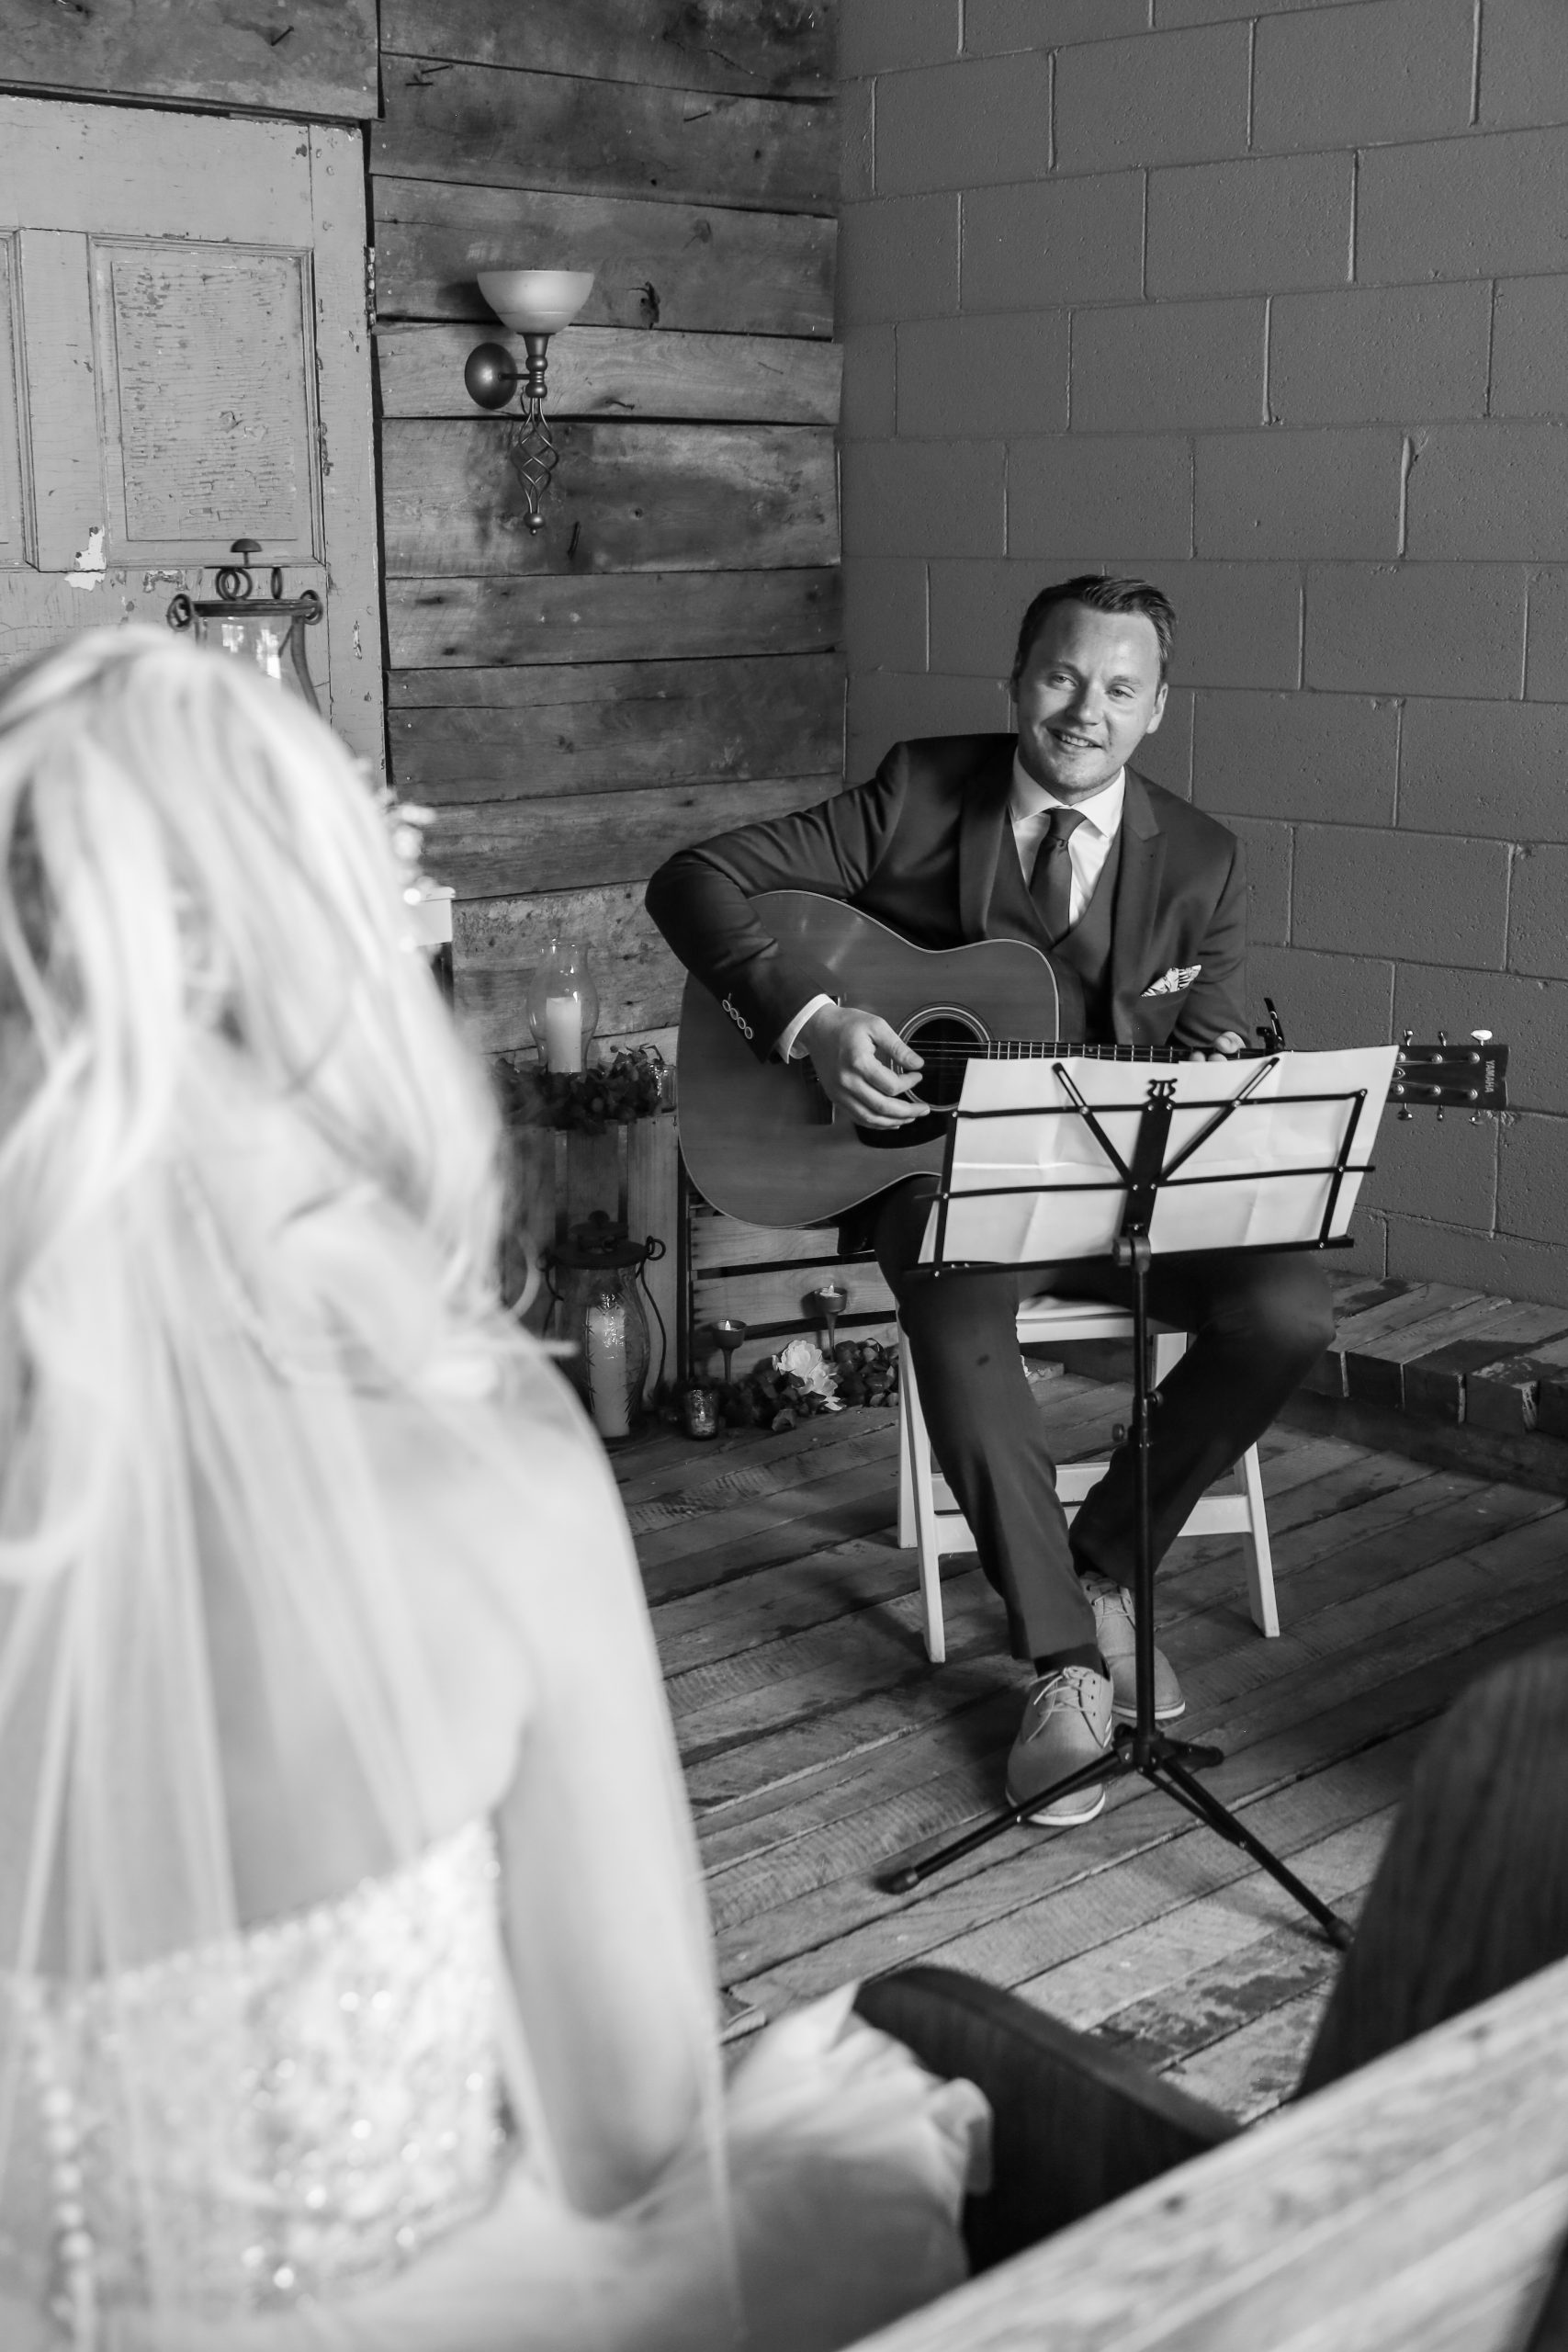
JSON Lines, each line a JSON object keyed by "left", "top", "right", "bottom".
{"left": 463, "top": 269, "right": 595, "bottom": 535}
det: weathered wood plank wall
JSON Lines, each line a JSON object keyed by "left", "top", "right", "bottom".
{"left": 0, "top": 0, "right": 378, "bottom": 119}
{"left": 371, "top": 2, "right": 843, "bottom": 1057}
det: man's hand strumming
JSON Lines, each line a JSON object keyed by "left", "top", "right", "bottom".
{"left": 800, "top": 1005, "right": 925, "bottom": 1127}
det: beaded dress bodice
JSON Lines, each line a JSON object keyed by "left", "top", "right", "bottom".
{"left": 0, "top": 1818, "right": 508, "bottom": 2343}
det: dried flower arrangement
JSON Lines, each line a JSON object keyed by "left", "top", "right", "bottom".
{"left": 715, "top": 1336, "right": 899, "bottom": 1433}
{"left": 497, "top": 1043, "right": 668, "bottom": 1136}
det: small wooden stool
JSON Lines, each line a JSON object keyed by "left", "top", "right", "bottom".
{"left": 896, "top": 1295, "right": 1279, "bottom": 1664}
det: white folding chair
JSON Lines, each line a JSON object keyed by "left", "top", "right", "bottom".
{"left": 896, "top": 1295, "right": 1279, "bottom": 1664}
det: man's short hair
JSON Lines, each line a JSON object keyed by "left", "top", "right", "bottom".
{"left": 1010, "top": 575, "right": 1177, "bottom": 687}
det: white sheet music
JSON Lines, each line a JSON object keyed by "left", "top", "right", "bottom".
{"left": 925, "top": 1047, "right": 1398, "bottom": 1267}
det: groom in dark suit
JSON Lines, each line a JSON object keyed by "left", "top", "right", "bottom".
{"left": 648, "top": 577, "right": 1334, "bottom": 1821}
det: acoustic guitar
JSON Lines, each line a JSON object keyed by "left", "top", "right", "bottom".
{"left": 676, "top": 891, "right": 1510, "bottom": 1228}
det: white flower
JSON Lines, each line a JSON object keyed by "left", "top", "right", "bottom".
{"left": 774, "top": 1338, "right": 839, "bottom": 1398}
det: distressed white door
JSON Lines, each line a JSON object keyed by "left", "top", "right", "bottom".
{"left": 0, "top": 96, "right": 382, "bottom": 768}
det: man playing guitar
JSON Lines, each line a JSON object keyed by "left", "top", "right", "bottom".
{"left": 648, "top": 576, "right": 1335, "bottom": 1823}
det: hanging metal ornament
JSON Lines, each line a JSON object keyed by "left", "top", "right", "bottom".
{"left": 167, "top": 538, "right": 323, "bottom": 711}
{"left": 465, "top": 335, "right": 561, "bottom": 533}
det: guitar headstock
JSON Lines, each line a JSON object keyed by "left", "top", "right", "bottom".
{"left": 1392, "top": 1030, "right": 1509, "bottom": 1115}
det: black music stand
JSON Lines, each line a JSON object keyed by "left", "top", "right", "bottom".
{"left": 881, "top": 1046, "right": 1399, "bottom": 1948}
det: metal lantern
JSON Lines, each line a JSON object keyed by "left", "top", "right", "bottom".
{"left": 548, "top": 1212, "right": 663, "bottom": 1446}
{"left": 167, "top": 537, "right": 322, "bottom": 710}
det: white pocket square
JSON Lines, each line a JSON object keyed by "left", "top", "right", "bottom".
{"left": 1142, "top": 964, "right": 1201, "bottom": 997}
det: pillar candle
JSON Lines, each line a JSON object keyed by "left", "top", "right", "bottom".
{"left": 543, "top": 994, "right": 583, "bottom": 1073}
{"left": 585, "top": 1299, "right": 631, "bottom": 1439}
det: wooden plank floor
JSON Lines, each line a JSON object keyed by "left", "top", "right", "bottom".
{"left": 614, "top": 1368, "right": 1568, "bottom": 2121}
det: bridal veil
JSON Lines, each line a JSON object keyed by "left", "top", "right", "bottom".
{"left": 0, "top": 631, "right": 733, "bottom": 2346}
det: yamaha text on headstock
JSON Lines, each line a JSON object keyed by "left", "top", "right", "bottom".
{"left": 676, "top": 892, "right": 1508, "bottom": 1228}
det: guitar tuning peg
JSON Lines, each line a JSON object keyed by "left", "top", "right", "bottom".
{"left": 1401, "top": 1029, "right": 1414, "bottom": 1049}
{"left": 1438, "top": 1029, "right": 1448, "bottom": 1048}
{"left": 1397, "top": 1103, "right": 1413, "bottom": 1120}
{"left": 1472, "top": 1029, "right": 1494, "bottom": 1045}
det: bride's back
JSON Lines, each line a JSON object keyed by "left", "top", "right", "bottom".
{"left": 1, "top": 1817, "right": 509, "bottom": 2327}
{"left": 0, "top": 1345, "right": 661, "bottom": 2339}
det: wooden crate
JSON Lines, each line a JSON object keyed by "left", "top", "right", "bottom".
{"left": 684, "top": 1196, "right": 896, "bottom": 1381}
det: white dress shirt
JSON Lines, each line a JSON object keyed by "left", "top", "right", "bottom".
{"left": 777, "top": 760, "right": 1128, "bottom": 1060}
{"left": 1007, "top": 756, "right": 1125, "bottom": 923}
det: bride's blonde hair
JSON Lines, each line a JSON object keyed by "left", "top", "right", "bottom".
{"left": 0, "top": 628, "right": 525, "bottom": 1572}
{"left": 0, "top": 625, "right": 502, "bottom": 1321}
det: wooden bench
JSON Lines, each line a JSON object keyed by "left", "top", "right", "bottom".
{"left": 857, "top": 1951, "right": 1568, "bottom": 2352}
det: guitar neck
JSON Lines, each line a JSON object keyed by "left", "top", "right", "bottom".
{"left": 930, "top": 1040, "right": 1189, "bottom": 1063}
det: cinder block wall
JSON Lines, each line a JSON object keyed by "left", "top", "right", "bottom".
{"left": 839, "top": 0, "right": 1568, "bottom": 1304}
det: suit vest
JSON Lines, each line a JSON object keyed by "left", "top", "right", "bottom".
{"left": 984, "top": 822, "right": 1122, "bottom": 1044}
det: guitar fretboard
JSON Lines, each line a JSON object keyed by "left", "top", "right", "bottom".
{"left": 917, "top": 1040, "right": 1189, "bottom": 1064}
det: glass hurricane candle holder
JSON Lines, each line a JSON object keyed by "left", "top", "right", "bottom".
{"left": 526, "top": 938, "right": 599, "bottom": 1073}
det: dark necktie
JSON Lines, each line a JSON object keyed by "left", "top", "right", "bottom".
{"left": 1030, "top": 807, "right": 1085, "bottom": 944}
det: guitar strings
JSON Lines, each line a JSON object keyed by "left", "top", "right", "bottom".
{"left": 904, "top": 1041, "right": 1175, "bottom": 1060}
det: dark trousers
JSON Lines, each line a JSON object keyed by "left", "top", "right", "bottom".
{"left": 875, "top": 1176, "right": 1337, "bottom": 1662}
{"left": 858, "top": 1645, "right": 1568, "bottom": 2304}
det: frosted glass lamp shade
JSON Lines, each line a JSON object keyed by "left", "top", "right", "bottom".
{"left": 478, "top": 270, "right": 595, "bottom": 334}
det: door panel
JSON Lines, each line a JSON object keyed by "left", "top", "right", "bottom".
{"left": 0, "top": 96, "right": 381, "bottom": 771}
{"left": 91, "top": 240, "right": 320, "bottom": 563}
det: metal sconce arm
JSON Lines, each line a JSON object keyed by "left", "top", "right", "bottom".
{"left": 464, "top": 334, "right": 558, "bottom": 535}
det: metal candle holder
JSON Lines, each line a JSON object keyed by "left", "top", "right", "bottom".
{"left": 710, "top": 1317, "right": 748, "bottom": 1385}
{"left": 810, "top": 1283, "right": 849, "bottom": 1352}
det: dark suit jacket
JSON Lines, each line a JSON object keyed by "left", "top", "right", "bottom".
{"left": 647, "top": 733, "right": 1250, "bottom": 1057}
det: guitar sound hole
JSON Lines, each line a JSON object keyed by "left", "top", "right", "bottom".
{"left": 904, "top": 1012, "right": 984, "bottom": 1110}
